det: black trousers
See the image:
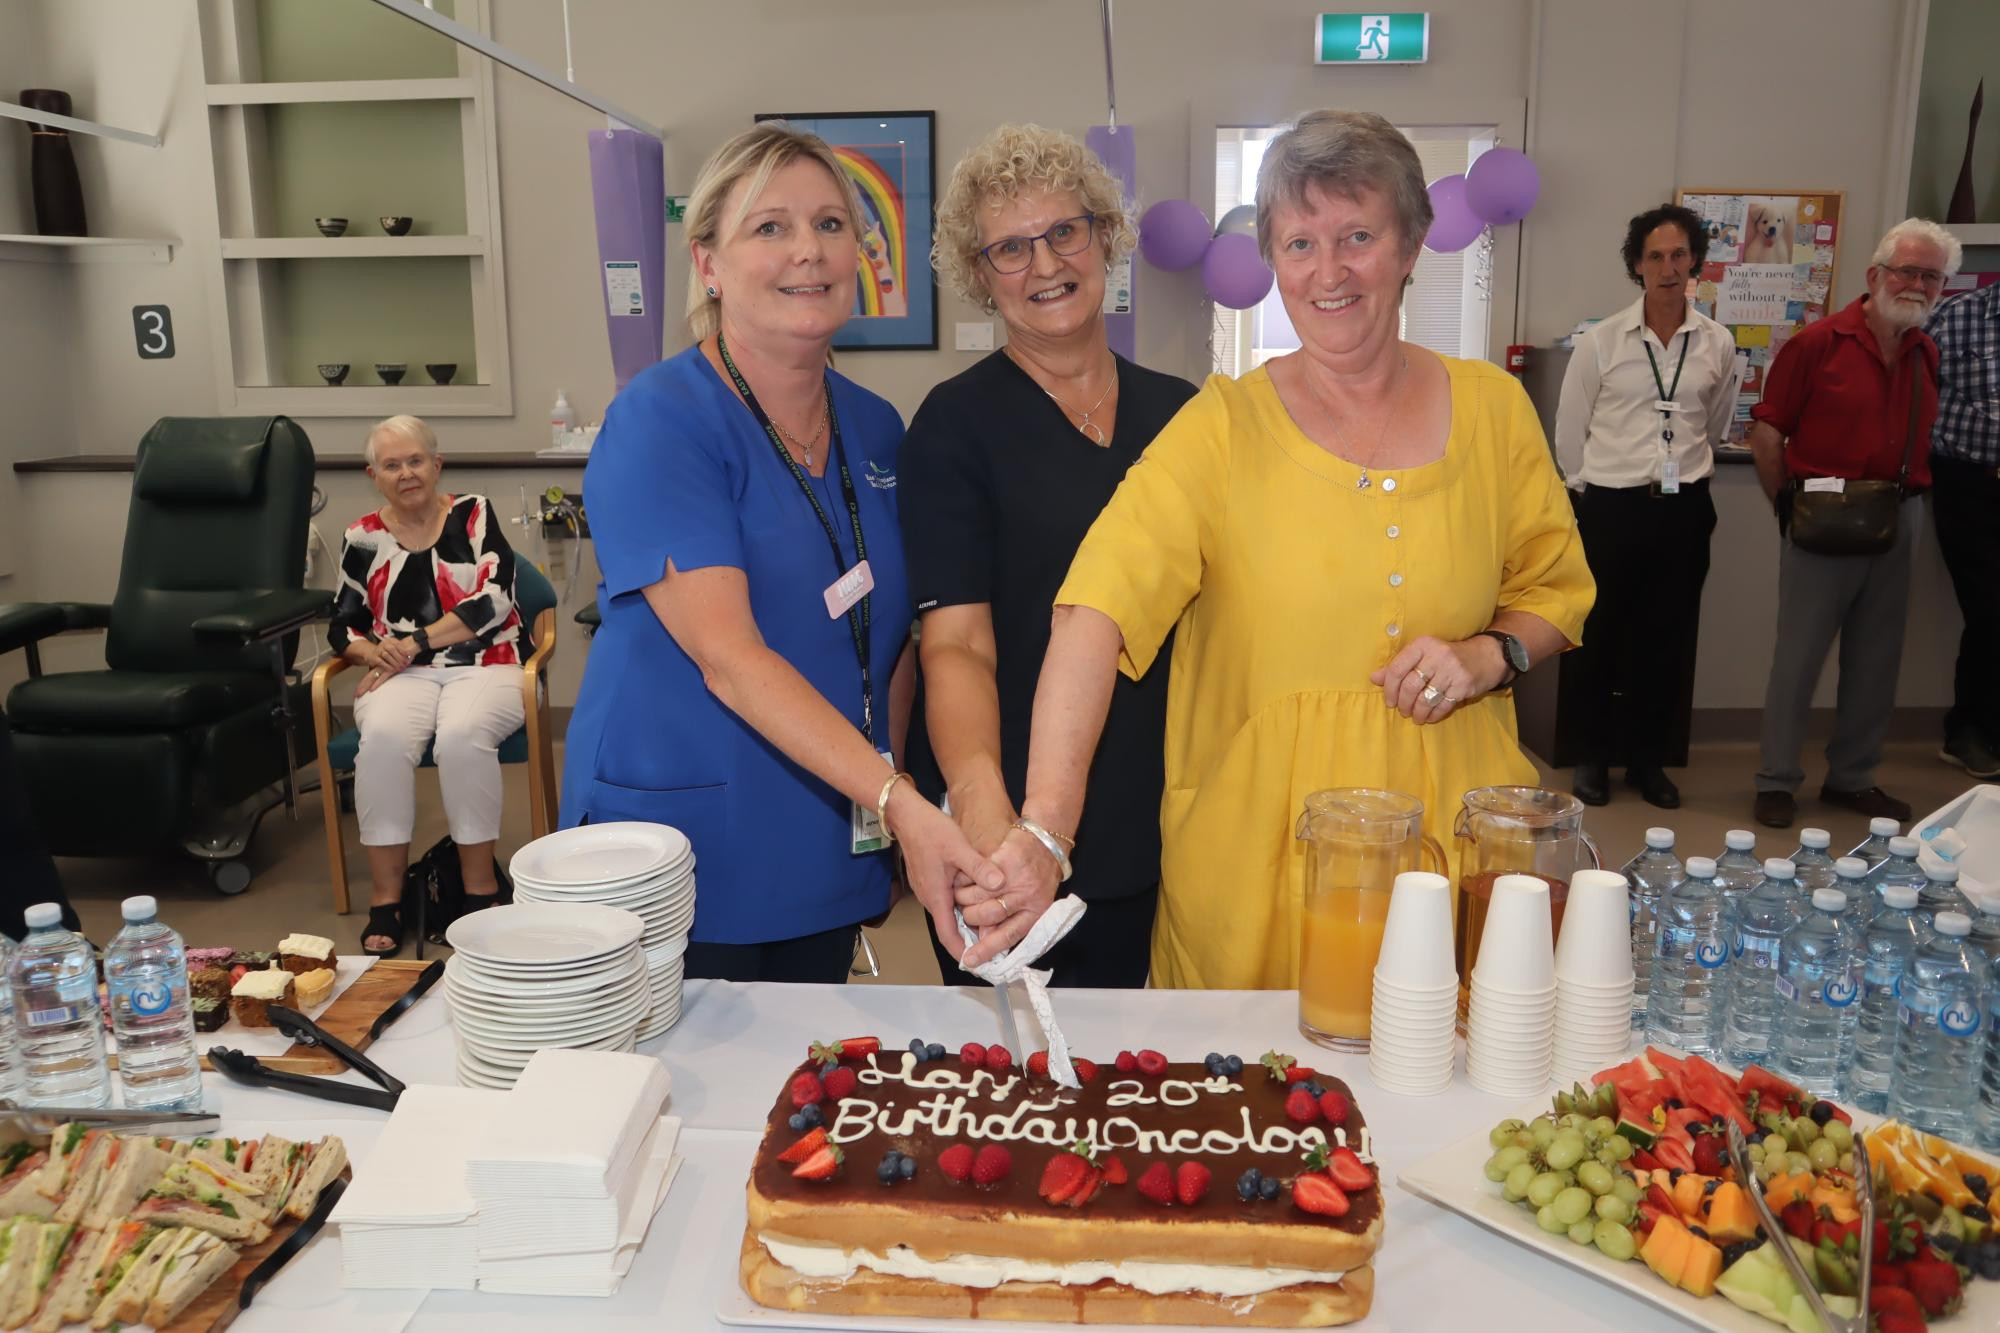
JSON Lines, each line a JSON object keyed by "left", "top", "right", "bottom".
{"left": 684, "top": 922, "right": 860, "bottom": 984}
{"left": 1932, "top": 455, "right": 2000, "bottom": 747}
{"left": 1566, "top": 480, "right": 1717, "bottom": 767}
{"left": 925, "top": 885, "right": 1157, "bottom": 990}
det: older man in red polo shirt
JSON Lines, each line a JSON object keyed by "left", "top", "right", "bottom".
{"left": 1747, "top": 218, "right": 1958, "bottom": 829}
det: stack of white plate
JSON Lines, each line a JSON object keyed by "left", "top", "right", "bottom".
{"left": 444, "top": 903, "right": 648, "bottom": 1089}
{"left": 508, "top": 822, "right": 696, "bottom": 1040}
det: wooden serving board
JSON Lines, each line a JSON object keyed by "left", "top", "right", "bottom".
{"left": 210, "top": 959, "right": 436, "bottom": 1075}
{"left": 168, "top": 1169, "right": 352, "bottom": 1333}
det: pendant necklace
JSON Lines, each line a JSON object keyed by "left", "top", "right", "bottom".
{"left": 1309, "top": 353, "right": 1408, "bottom": 489}
{"left": 1018, "top": 346, "right": 1117, "bottom": 446}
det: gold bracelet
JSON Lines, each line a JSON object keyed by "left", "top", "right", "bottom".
{"left": 875, "top": 770, "right": 914, "bottom": 841}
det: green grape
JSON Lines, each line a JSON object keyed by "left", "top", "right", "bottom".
{"left": 1605, "top": 1136, "right": 1634, "bottom": 1162}
{"left": 1552, "top": 1186, "right": 1595, "bottom": 1226}
{"left": 1512, "top": 1130, "right": 1536, "bottom": 1150}
{"left": 1611, "top": 1177, "right": 1641, "bottom": 1205}
{"left": 1526, "top": 1172, "right": 1566, "bottom": 1208}
{"left": 1489, "top": 1124, "right": 1514, "bottom": 1150}
{"left": 1594, "top": 1220, "right": 1638, "bottom": 1261}
{"left": 1553, "top": 1169, "right": 1577, "bottom": 1189}
{"left": 1494, "top": 1145, "right": 1530, "bottom": 1173}
{"left": 1747, "top": 1144, "right": 1765, "bottom": 1163}
{"left": 1595, "top": 1194, "right": 1633, "bottom": 1224}
{"left": 1590, "top": 1116, "right": 1617, "bottom": 1139}
{"left": 1823, "top": 1120, "right": 1853, "bottom": 1151}
{"left": 1537, "top": 1203, "right": 1567, "bottom": 1234}
{"left": 1807, "top": 1138, "right": 1840, "bottom": 1172}
{"left": 1545, "top": 1134, "right": 1587, "bottom": 1172}
{"left": 1793, "top": 1118, "right": 1819, "bottom": 1145}
{"left": 1839, "top": 1152, "right": 1855, "bottom": 1173}
{"left": 1577, "top": 1161, "right": 1615, "bottom": 1196}
{"left": 1504, "top": 1162, "right": 1536, "bottom": 1201}
{"left": 1532, "top": 1120, "right": 1559, "bottom": 1150}
{"left": 1763, "top": 1133, "right": 1788, "bottom": 1158}
{"left": 1568, "top": 1218, "right": 1598, "bottom": 1246}
{"left": 1484, "top": 1153, "right": 1511, "bottom": 1183}
{"left": 1786, "top": 1152, "right": 1813, "bottom": 1175}
{"left": 1756, "top": 1156, "right": 1782, "bottom": 1184}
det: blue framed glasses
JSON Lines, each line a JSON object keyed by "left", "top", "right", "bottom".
{"left": 979, "top": 214, "right": 1098, "bottom": 274}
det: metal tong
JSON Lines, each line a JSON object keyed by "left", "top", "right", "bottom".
{"left": 0, "top": 1101, "right": 220, "bottom": 1138}
{"left": 207, "top": 1004, "right": 407, "bottom": 1112}
{"left": 1725, "top": 1119, "right": 1874, "bottom": 1333}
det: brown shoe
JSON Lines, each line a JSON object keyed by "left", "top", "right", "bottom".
{"left": 1819, "top": 785, "right": 1912, "bottom": 822}
{"left": 1754, "top": 790, "right": 1797, "bottom": 829}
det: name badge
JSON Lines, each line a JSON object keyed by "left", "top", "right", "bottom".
{"left": 1655, "top": 399, "right": 1684, "bottom": 414}
{"left": 852, "top": 750, "right": 895, "bottom": 855}
{"left": 1803, "top": 477, "right": 1847, "bottom": 494}
{"left": 1660, "top": 455, "right": 1680, "bottom": 495}
{"left": 824, "top": 560, "right": 875, "bottom": 619}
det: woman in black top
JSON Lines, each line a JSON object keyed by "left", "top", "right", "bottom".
{"left": 902, "top": 125, "right": 1197, "bottom": 986}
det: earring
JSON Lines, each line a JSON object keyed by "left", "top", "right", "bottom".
{"left": 705, "top": 285, "right": 718, "bottom": 298}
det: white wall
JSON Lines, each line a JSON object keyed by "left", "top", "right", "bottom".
{"left": 0, "top": 0, "right": 1961, "bottom": 716}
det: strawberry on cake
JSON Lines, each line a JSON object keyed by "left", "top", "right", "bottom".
{"left": 742, "top": 1041, "right": 1382, "bottom": 1326}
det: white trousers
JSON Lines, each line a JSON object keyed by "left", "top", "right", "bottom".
{"left": 352, "top": 664, "right": 526, "bottom": 847}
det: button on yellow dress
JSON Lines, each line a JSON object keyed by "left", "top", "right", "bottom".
{"left": 1056, "top": 356, "right": 1595, "bottom": 989}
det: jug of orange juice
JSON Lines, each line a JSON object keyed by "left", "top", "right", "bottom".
{"left": 1296, "top": 789, "right": 1445, "bottom": 1051}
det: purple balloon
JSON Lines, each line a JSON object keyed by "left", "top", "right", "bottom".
{"left": 1139, "top": 199, "right": 1213, "bottom": 271}
{"left": 1465, "top": 147, "right": 1540, "bottom": 226}
{"left": 1424, "top": 174, "right": 1484, "bottom": 253}
{"left": 1201, "top": 232, "right": 1274, "bottom": 310}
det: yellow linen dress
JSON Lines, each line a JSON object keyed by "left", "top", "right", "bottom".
{"left": 1055, "top": 356, "right": 1595, "bottom": 989}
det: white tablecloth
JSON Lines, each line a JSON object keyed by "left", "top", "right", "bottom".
{"left": 224, "top": 980, "right": 1693, "bottom": 1332}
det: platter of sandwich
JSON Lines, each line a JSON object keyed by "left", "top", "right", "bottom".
{"left": 0, "top": 1123, "right": 347, "bottom": 1332}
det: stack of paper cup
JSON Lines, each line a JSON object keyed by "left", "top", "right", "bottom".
{"left": 1553, "top": 868, "right": 1637, "bottom": 1081}
{"left": 1368, "top": 871, "right": 1457, "bottom": 1095}
{"left": 1466, "top": 873, "right": 1557, "bottom": 1096}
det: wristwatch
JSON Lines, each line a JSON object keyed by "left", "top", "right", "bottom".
{"left": 1475, "top": 629, "right": 1529, "bottom": 686}
{"left": 411, "top": 626, "right": 432, "bottom": 654}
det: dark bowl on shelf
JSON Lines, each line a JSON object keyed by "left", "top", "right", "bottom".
{"left": 317, "top": 363, "right": 350, "bottom": 386}
{"left": 315, "top": 217, "right": 348, "bottom": 238}
{"left": 425, "top": 363, "right": 457, "bottom": 385}
{"left": 378, "top": 216, "right": 414, "bottom": 237}
{"left": 375, "top": 363, "right": 407, "bottom": 386}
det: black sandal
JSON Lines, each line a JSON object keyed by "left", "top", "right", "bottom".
{"left": 361, "top": 904, "right": 405, "bottom": 958}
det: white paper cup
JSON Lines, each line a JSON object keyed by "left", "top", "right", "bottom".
{"left": 1469, "top": 873, "right": 1557, "bottom": 993}
{"left": 1372, "top": 871, "right": 1457, "bottom": 990}
{"left": 1373, "top": 969, "right": 1459, "bottom": 999}
{"left": 1552, "top": 869, "right": 1635, "bottom": 986}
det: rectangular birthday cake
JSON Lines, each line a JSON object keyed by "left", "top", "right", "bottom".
{"left": 742, "top": 1040, "right": 1382, "bottom": 1326}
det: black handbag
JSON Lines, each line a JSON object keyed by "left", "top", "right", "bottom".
{"left": 1787, "top": 359, "right": 1926, "bottom": 556}
{"left": 401, "top": 835, "right": 512, "bottom": 946}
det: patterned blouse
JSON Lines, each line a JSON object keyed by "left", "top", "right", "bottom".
{"left": 328, "top": 492, "right": 523, "bottom": 668}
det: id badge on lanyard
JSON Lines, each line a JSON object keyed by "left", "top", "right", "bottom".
{"left": 1646, "top": 332, "right": 1691, "bottom": 496}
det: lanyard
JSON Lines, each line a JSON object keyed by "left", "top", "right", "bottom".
{"left": 1643, "top": 331, "right": 1692, "bottom": 451}
{"left": 717, "top": 332, "right": 876, "bottom": 744}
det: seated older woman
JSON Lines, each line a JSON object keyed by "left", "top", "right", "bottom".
{"left": 959, "top": 111, "right": 1596, "bottom": 985}
{"left": 328, "top": 415, "right": 527, "bottom": 956}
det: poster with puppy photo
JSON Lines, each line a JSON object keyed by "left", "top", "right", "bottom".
{"left": 1675, "top": 188, "right": 1842, "bottom": 445}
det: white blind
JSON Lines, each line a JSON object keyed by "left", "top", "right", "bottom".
{"left": 1401, "top": 139, "right": 1470, "bottom": 357}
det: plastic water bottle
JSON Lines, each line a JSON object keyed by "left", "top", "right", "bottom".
{"left": 102, "top": 896, "right": 201, "bottom": 1111}
{"left": 1723, "top": 859, "right": 1800, "bottom": 1068}
{"left": 1623, "top": 828, "right": 1684, "bottom": 1032}
{"left": 1917, "top": 862, "right": 1975, "bottom": 932}
{"left": 1869, "top": 836, "right": 1928, "bottom": 910}
{"left": 1978, "top": 955, "right": 2000, "bottom": 1150}
{"left": 1969, "top": 899, "right": 2000, "bottom": 965}
{"left": 1849, "top": 816, "right": 1901, "bottom": 870}
{"left": 0, "top": 937, "right": 22, "bottom": 1104}
{"left": 9, "top": 903, "right": 108, "bottom": 1108}
{"left": 1789, "top": 828, "right": 1839, "bottom": 895}
{"left": 1847, "top": 884, "right": 1927, "bottom": 1113}
{"left": 549, "top": 389, "right": 577, "bottom": 449}
{"left": 1647, "top": 856, "right": 1731, "bottom": 1058}
{"left": 1833, "top": 856, "right": 1876, "bottom": 942}
{"left": 1889, "top": 911, "right": 1987, "bottom": 1139}
{"left": 1772, "top": 888, "right": 1861, "bottom": 1095}
{"left": 1714, "top": 830, "right": 1763, "bottom": 898}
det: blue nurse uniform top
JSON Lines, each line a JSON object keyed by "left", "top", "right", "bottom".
{"left": 562, "top": 345, "right": 910, "bottom": 945}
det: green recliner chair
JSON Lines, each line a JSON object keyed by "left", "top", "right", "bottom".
{"left": 0, "top": 416, "right": 331, "bottom": 894}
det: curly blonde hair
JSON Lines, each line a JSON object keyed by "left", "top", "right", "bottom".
{"left": 933, "top": 124, "right": 1136, "bottom": 309}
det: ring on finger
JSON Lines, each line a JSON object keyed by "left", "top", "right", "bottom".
{"left": 1413, "top": 667, "right": 1432, "bottom": 684}
{"left": 998, "top": 894, "right": 1010, "bottom": 915}
{"left": 1420, "top": 684, "right": 1443, "bottom": 705}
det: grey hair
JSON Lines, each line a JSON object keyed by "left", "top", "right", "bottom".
{"left": 1871, "top": 217, "right": 1963, "bottom": 278}
{"left": 1255, "top": 110, "right": 1433, "bottom": 264}
{"left": 365, "top": 414, "right": 437, "bottom": 467}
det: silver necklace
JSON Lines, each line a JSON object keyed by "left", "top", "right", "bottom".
{"left": 770, "top": 389, "right": 830, "bottom": 468}
{"left": 1307, "top": 353, "right": 1408, "bottom": 489}
{"left": 1017, "top": 348, "right": 1118, "bottom": 446}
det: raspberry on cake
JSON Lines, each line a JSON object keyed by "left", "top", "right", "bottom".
{"left": 742, "top": 1047, "right": 1382, "bottom": 1326}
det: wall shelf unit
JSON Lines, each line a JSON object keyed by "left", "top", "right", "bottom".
{"left": 0, "top": 234, "right": 176, "bottom": 263}
{"left": 197, "top": 0, "right": 511, "bottom": 416}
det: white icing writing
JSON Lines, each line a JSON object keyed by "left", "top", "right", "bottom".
{"left": 858, "top": 1051, "right": 1018, "bottom": 1102}
{"left": 1106, "top": 1076, "right": 1241, "bottom": 1108}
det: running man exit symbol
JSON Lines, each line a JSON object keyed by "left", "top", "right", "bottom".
{"left": 1315, "top": 12, "right": 1429, "bottom": 64}
{"left": 1359, "top": 15, "right": 1389, "bottom": 58}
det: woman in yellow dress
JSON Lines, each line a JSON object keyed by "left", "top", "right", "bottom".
{"left": 955, "top": 111, "right": 1595, "bottom": 986}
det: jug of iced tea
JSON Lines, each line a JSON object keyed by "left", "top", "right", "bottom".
{"left": 1296, "top": 788, "right": 1446, "bottom": 1051}
{"left": 1452, "top": 786, "right": 1601, "bottom": 1018}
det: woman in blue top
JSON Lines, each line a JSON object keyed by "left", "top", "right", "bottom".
{"left": 564, "top": 123, "right": 1002, "bottom": 983}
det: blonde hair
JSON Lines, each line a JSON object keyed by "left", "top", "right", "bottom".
{"left": 364, "top": 414, "right": 436, "bottom": 466}
{"left": 933, "top": 124, "right": 1136, "bottom": 309}
{"left": 683, "top": 122, "right": 865, "bottom": 340}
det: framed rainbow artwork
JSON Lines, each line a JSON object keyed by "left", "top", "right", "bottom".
{"left": 756, "top": 110, "right": 937, "bottom": 350}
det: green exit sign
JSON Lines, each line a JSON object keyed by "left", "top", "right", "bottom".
{"left": 1316, "top": 12, "right": 1429, "bottom": 64}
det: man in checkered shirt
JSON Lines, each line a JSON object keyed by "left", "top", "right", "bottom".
{"left": 1927, "top": 277, "right": 2000, "bottom": 779}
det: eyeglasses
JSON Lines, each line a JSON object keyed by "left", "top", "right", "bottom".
{"left": 979, "top": 214, "right": 1097, "bottom": 274}
{"left": 1880, "top": 265, "right": 1945, "bottom": 288}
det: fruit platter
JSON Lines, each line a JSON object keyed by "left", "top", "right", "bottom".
{"left": 1401, "top": 1047, "right": 2000, "bottom": 1333}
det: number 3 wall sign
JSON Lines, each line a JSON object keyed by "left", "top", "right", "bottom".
{"left": 131, "top": 304, "right": 174, "bottom": 359}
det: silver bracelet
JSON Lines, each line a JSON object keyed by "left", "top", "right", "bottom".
{"left": 1011, "top": 819, "right": 1074, "bottom": 883}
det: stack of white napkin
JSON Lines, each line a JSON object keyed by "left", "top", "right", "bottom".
{"left": 332, "top": 1049, "right": 679, "bottom": 1296}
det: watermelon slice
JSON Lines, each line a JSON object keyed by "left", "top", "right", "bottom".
{"left": 1653, "top": 1137, "right": 1697, "bottom": 1173}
